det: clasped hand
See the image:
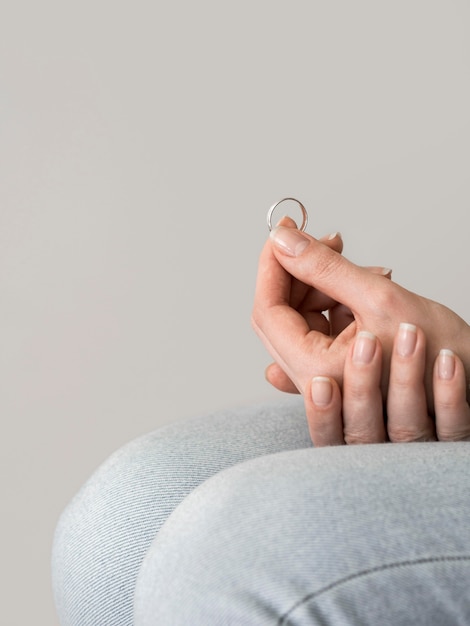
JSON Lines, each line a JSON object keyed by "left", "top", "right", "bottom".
{"left": 252, "top": 218, "right": 470, "bottom": 446}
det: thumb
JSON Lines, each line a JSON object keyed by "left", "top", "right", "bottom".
{"left": 269, "top": 226, "right": 385, "bottom": 312}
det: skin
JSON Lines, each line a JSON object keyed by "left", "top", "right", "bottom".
{"left": 307, "top": 325, "right": 470, "bottom": 446}
{"left": 252, "top": 221, "right": 470, "bottom": 445}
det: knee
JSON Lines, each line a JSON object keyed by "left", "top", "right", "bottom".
{"left": 51, "top": 432, "right": 169, "bottom": 626}
{"left": 134, "top": 443, "right": 470, "bottom": 625}
{"left": 134, "top": 447, "right": 338, "bottom": 624}
{"left": 52, "top": 400, "right": 309, "bottom": 625}
{"left": 50, "top": 423, "right": 219, "bottom": 626}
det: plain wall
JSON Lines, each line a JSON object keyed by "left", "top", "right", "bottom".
{"left": 1, "top": 1, "right": 470, "bottom": 623}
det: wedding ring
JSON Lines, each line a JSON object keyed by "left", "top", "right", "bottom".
{"left": 267, "top": 197, "right": 308, "bottom": 232}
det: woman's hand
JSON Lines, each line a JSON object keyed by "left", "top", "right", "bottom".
{"left": 308, "top": 324, "right": 470, "bottom": 447}
{"left": 262, "top": 219, "right": 391, "bottom": 394}
{"left": 252, "top": 225, "right": 470, "bottom": 411}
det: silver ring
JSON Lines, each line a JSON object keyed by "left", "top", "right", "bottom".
{"left": 267, "top": 197, "right": 308, "bottom": 232}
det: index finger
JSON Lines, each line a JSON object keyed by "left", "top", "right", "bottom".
{"left": 269, "top": 226, "right": 387, "bottom": 313}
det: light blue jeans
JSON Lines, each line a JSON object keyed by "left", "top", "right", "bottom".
{"left": 52, "top": 398, "right": 470, "bottom": 625}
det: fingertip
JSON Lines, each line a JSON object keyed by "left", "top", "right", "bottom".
{"left": 436, "top": 349, "right": 456, "bottom": 381}
{"left": 365, "top": 266, "right": 393, "bottom": 279}
{"left": 265, "top": 363, "right": 300, "bottom": 394}
{"left": 275, "top": 215, "right": 298, "bottom": 229}
{"left": 352, "top": 331, "right": 378, "bottom": 365}
{"left": 433, "top": 349, "right": 470, "bottom": 441}
{"left": 327, "top": 231, "right": 342, "bottom": 241}
{"left": 319, "top": 231, "right": 343, "bottom": 253}
{"left": 307, "top": 376, "right": 344, "bottom": 446}
{"left": 395, "top": 323, "right": 418, "bottom": 358}
{"left": 269, "top": 225, "right": 310, "bottom": 257}
{"left": 311, "top": 376, "right": 334, "bottom": 407}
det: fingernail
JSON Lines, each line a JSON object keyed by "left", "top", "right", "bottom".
{"left": 311, "top": 376, "right": 333, "bottom": 406}
{"left": 270, "top": 226, "right": 309, "bottom": 257}
{"left": 438, "top": 349, "right": 455, "bottom": 380}
{"left": 275, "top": 216, "right": 297, "bottom": 228}
{"left": 396, "top": 323, "right": 417, "bottom": 357}
{"left": 327, "top": 231, "right": 342, "bottom": 241}
{"left": 381, "top": 267, "right": 392, "bottom": 276}
{"left": 353, "top": 331, "right": 377, "bottom": 364}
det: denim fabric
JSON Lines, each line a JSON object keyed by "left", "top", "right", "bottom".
{"left": 51, "top": 398, "right": 310, "bottom": 625}
{"left": 52, "top": 399, "right": 470, "bottom": 625}
{"left": 134, "top": 442, "right": 470, "bottom": 625}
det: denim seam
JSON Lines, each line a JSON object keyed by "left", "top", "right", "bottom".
{"left": 278, "top": 554, "right": 470, "bottom": 625}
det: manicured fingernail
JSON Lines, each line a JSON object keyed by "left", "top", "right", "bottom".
{"left": 275, "top": 216, "right": 296, "bottom": 228}
{"left": 353, "top": 331, "right": 377, "bottom": 364}
{"left": 396, "top": 323, "right": 417, "bottom": 357}
{"left": 327, "top": 231, "right": 342, "bottom": 241}
{"left": 438, "top": 349, "right": 455, "bottom": 380}
{"left": 270, "top": 226, "right": 309, "bottom": 257}
{"left": 311, "top": 376, "right": 333, "bottom": 406}
{"left": 381, "top": 267, "right": 392, "bottom": 276}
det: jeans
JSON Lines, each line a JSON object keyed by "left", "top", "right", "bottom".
{"left": 51, "top": 398, "right": 470, "bottom": 625}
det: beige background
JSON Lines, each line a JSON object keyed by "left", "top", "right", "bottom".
{"left": 1, "top": 1, "right": 470, "bottom": 624}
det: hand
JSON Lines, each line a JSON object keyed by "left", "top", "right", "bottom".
{"left": 262, "top": 220, "right": 391, "bottom": 394}
{"left": 308, "top": 324, "right": 470, "bottom": 446}
{"left": 252, "top": 226, "right": 470, "bottom": 411}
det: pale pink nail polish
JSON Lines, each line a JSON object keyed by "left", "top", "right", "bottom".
{"left": 353, "top": 331, "right": 376, "bottom": 364}
{"left": 438, "top": 349, "right": 455, "bottom": 380}
{"left": 311, "top": 377, "right": 333, "bottom": 406}
{"left": 396, "top": 323, "right": 417, "bottom": 357}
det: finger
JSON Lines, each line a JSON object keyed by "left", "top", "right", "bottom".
{"left": 269, "top": 226, "right": 388, "bottom": 314}
{"left": 365, "top": 266, "right": 392, "bottom": 280}
{"left": 254, "top": 227, "right": 344, "bottom": 317}
{"left": 252, "top": 311, "right": 333, "bottom": 393}
{"left": 291, "top": 284, "right": 338, "bottom": 318}
{"left": 328, "top": 267, "right": 392, "bottom": 336}
{"left": 387, "top": 324, "right": 436, "bottom": 442}
{"left": 265, "top": 363, "right": 300, "bottom": 394}
{"left": 342, "top": 331, "right": 386, "bottom": 444}
{"left": 305, "top": 266, "right": 391, "bottom": 317}
{"left": 318, "top": 231, "right": 343, "bottom": 254}
{"left": 276, "top": 218, "right": 343, "bottom": 258}
{"left": 290, "top": 232, "right": 343, "bottom": 312}
{"left": 329, "top": 303, "right": 355, "bottom": 336}
{"left": 276, "top": 215, "right": 300, "bottom": 229}
{"left": 434, "top": 350, "right": 470, "bottom": 441}
{"left": 252, "top": 237, "right": 337, "bottom": 391}
{"left": 305, "top": 376, "right": 345, "bottom": 446}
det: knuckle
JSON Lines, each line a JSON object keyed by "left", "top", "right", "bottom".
{"left": 437, "top": 427, "right": 470, "bottom": 442}
{"left": 344, "top": 432, "right": 375, "bottom": 445}
{"left": 435, "top": 396, "right": 462, "bottom": 413}
{"left": 344, "top": 435, "right": 367, "bottom": 445}
{"left": 312, "top": 248, "right": 345, "bottom": 283}
{"left": 388, "top": 427, "right": 435, "bottom": 443}
{"left": 343, "top": 425, "right": 379, "bottom": 445}
{"left": 345, "top": 381, "right": 374, "bottom": 402}
{"left": 370, "top": 279, "right": 399, "bottom": 315}
{"left": 389, "top": 376, "right": 418, "bottom": 394}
